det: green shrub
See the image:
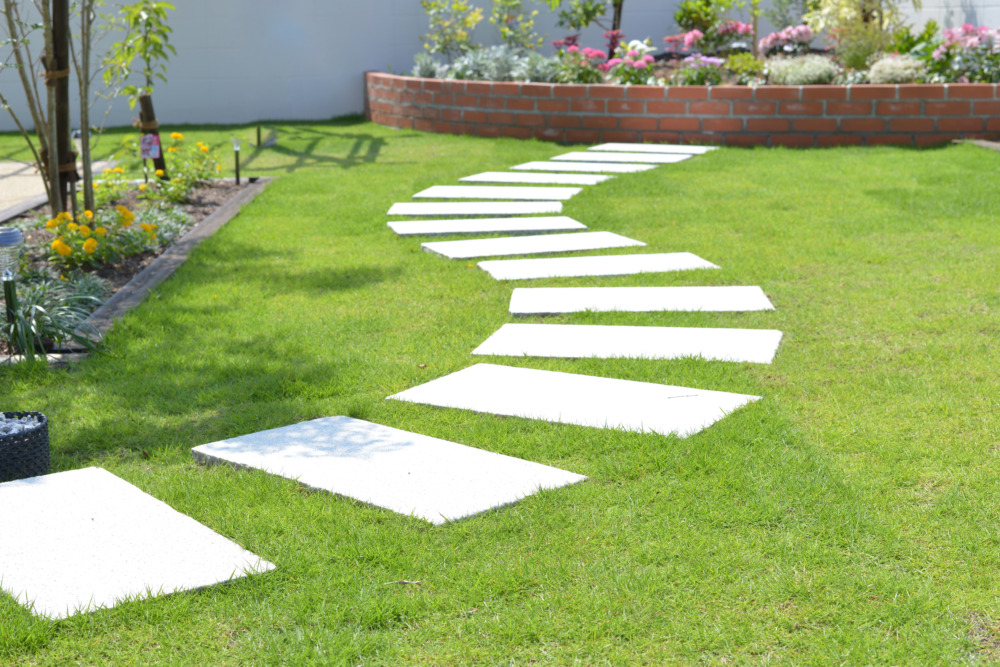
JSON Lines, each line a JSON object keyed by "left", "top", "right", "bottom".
{"left": 726, "top": 52, "right": 765, "bottom": 85}
{"left": 833, "top": 20, "right": 891, "bottom": 70}
{"left": 766, "top": 54, "right": 839, "bottom": 84}
{"left": 867, "top": 53, "right": 926, "bottom": 83}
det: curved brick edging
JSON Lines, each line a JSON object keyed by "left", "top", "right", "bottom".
{"left": 365, "top": 72, "right": 1000, "bottom": 147}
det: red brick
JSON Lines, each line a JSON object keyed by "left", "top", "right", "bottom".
{"left": 442, "top": 81, "right": 466, "bottom": 94}
{"left": 506, "top": 97, "right": 535, "bottom": 111}
{"left": 502, "top": 126, "right": 531, "bottom": 139}
{"left": 565, "top": 129, "right": 601, "bottom": 143}
{"left": 925, "top": 101, "right": 971, "bottom": 115}
{"left": 420, "top": 107, "right": 439, "bottom": 120}
{"left": 755, "top": 86, "right": 800, "bottom": 100}
{"left": 478, "top": 95, "right": 506, "bottom": 109}
{"left": 589, "top": 85, "right": 626, "bottom": 98}
{"left": 666, "top": 87, "right": 708, "bottom": 100}
{"left": 866, "top": 134, "right": 911, "bottom": 145}
{"left": 404, "top": 79, "right": 422, "bottom": 91}
{"left": 817, "top": 134, "right": 862, "bottom": 147}
{"left": 681, "top": 134, "right": 721, "bottom": 145}
{"left": 516, "top": 113, "right": 545, "bottom": 126}
{"left": 640, "top": 132, "right": 681, "bottom": 143}
{"left": 974, "top": 101, "right": 1000, "bottom": 114}
{"left": 626, "top": 86, "right": 667, "bottom": 99}
{"left": 771, "top": 134, "right": 816, "bottom": 147}
{"left": 455, "top": 94, "right": 478, "bottom": 107}
{"left": 487, "top": 112, "right": 514, "bottom": 124}
{"left": 841, "top": 118, "right": 885, "bottom": 132}
{"left": 711, "top": 86, "right": 753, "bottom": 99}
{"left": 780, "top": 101, "right": 823, "bottom": 115}
{"left": 440, "top": 108, "right": 462, "bottom": 122}
{"left": 725, "top": 134, "right": 768, "bottom": 147}
{"left": 391, "top": 77, "right": 406, "bottom": 90}
{"left": 431, "top": 120, "right": 450, "bottom": 133}
{"left": 647, "top": 101, "right": 687, "bottom": 114}
{"left": 572, "top": 99, "right": 606, "bottom": 113}
{"left": 876, "top": 101, "right": 921, "bottom": 115}
{"left": 466, "top": 81, "right": 492, "bottom": 95}
{"left": 415, "top": 91, "right": 433, "bottom": 104}
{"left": 888, "top": 117, "right": 934, "bottom": 132}
{"left": 792, "top": 118, "right": 837, "bottom": 132}
{"left": 603, "top": 130, "right": 639, "bottom": 142}
{"left": 453, "top": 123, "right": 474, "bottom": 135}
{"left": 733, "top": 102, "right": 776, "bottom": 115}
{"left": 827, "top": 101, "right": 872, "bottom": 115}
{"left": 849, "top": 85, "right": 897, "bottom": 100}
{"left": 938, "top": 117, "right": 984, "bottom": 131}
{"left": 538, "top": 99, "right": 570, "bottom": 112}
{"left": 608, "top": 100, "right": 645, "bottom": 113}
{"left": 522, "top": 83, "right": 553, "bottom": 97}
{"left": 802, "top": 86, "right": 847, "bottom": 100}
{"left": 747, "top": 118, "right": 789, "bottom": 132}
{"left": 898, "top": 84, "right": 945, "bottom": 99}
{"left": 689, "top": 101, "right": 730, "bottom": 115}
{"left": 423, "top": 80, "right": 443, "bottom": 92}
{"left": 553, "top": 84, "right": 589, "bottom": 98}
{"left": 398, "top": 90, "right": 416, "bottom": 104}
{"left": 915, "top": 133, "right": 956, "bottom": 146}
{"left": 549, "top": 115, "right": 581, "bottom": 128}
{"left": 620, "top": 116, "right": 658, "bottom": 130}
{"left": 582, "top": 115, "right": 618, "bottom": 129}
{"left": 491, "top": 82, "right": 520, "bottom": 95}
{"left": 463, "top": 110, "right": 486, "bottom": 123}
{"left": 703, "top": 118, "right": 742, "bottom": 132}
{"left": 947, "top": 83, "right": 996, "bottom": 99}
{"left": 533, "top": 127, "right": 564, "bottom": 141}
{"left": 660, "top": 117, "right": 700, "bottom": 131}
{"left": 433, "top": 93, "right": 455, "bottom": 105}
{"left": 475, "top": 124, "right": 502, "bottom": 138}
{"left": 413, "top": 119, "right": 432, "bottom": 132}
{"left": 987, "top": 118, "right": 1000, "bottom": 131}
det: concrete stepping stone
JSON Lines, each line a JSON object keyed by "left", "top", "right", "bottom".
{"left": 509, "top": 286, "right": 775, "bottom": 315}
{"left": 478, "top": 252, "right": 719, "bottom": 280}
{"left": 389, "top": 216, "right": 586, "bottom": 237}
{"left": 0, "top": 467, "right": 274, "bottom": 619}
{"left": 388, "top": 202, "right": 561, "bottom": 216}
{"left": 413, "top": 185, "right": 581, "bottom": 201}
{"left": 460, "top": 171, "right": 611, "bottom": 186}
{"left": 512, "top": 161, "right": 656, "bottom": 174}
{"left": 423, "top": 231, "right": 644, "bottom": 259}
{"left": 552, "top": 152, "right": 691, "bottom": 164}
{"left": 192, "top": 417, "right": 586, "bottom": 525}
{"left": 389, "top": 363, "right": 760, "bottom": 438}
{"left": 473, "top": 323, "right": 783, "bottom": 364}
{"left": 590, "top": 143, "right": 717, "bottom": 155}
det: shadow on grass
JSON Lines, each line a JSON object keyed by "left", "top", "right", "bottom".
{"left": 240, "top": 123, "right": 386, "bottom": 174}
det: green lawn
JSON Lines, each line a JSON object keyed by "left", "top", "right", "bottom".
{"left": 2, "top": 119, "right": 1000, "bottom": 664}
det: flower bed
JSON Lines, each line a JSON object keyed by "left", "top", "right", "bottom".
{"left": 365, "top": 72, "right": 1000, "bottom": 147}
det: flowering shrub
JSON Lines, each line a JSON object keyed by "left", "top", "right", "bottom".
{"left": 766, "top": 54, "right": 838, "bottom": 85}
{"left": 603, "top": 39, "right": 657, "bottom": 85}
{"left": 868, "top": 53, "right": 926, "bottom": 83}
{"left": 925, "top": 24, "right": 1000, "bottom": 82}
{"left": 45, "top": 206, "right": 158, "bottom": 269}
{"left": 671, "top": 53, "right": 725, "bottom": 85}
{"left": 759, "top": 25, "right": 813, "bottom": 56}
{"left": 726, "top": 52, "right": 765, "bottom": 85}
{"left": 136, "top": 134, "right": 220, "bottom": 203}
{"left": 419, "top": 0, "right": 484, "bottom": 60}
{"left": 554, "top": 44, "right": 607, "bottom": 83}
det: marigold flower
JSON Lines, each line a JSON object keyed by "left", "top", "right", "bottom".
{"left": 139, "top": 183, "right": 147, "bottom": 191}
{"left": 79, "top": 224, "right": 91, "bottom": 237}
{"left": 57, "top": 211, "right": 72, "bottom": 222}
{"left": 167, "top": 146, "right": 179, "bottom": 153}
{"left": 113, "top": 167, "right": 124, "bottom": 174}
{"left": 103, "top": 168, "right": 113, "bottom": 174}
{"left": 200, "top": 145, "right": 209, "bottom": 153}
{"left": 67, "top": 222, "right": 79, "bottom": 232}
{"left": 83, "top": 238, "right": 98, "bottom": 254}
{"left": 45, "top": 219, "right": 59, "bottom": 229}
{"left": 170, "top": 131, "right": 184, "bottom": 140}
{"left": 82, "top": 210, "right": 93, "bottom": 220}
{"left": 154, "top": 169, "right": 164, "bottom": 177}
{"left": 95, "top": 226, "right": 108, "bottom": 237}
{"left": 52, "top": 239, "right": 72, "bottom": 256}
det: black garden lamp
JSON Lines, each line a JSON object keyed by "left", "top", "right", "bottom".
{"left": 0, "top": 226, "right": 24, "bottom": 329}
{"left": 232, "top": 137, "right": 241, "bottom": 185}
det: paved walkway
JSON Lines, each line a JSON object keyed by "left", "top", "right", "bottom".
{"left": 0, "top": 159, "right": 113, "bottom": 217}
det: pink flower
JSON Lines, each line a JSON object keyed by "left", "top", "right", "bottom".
{"left": 683, "top": 29, "right": 703, "bottom": 50}
{"left": 642, "top": 54, "right": 654, "bottom": 63}
{"left": 630, "top": 59, "right": 647, "bottom": 68}
{"left": 567, "top": 45, "right": 580, "bottom": 53}
{"left": 627, "top": 50, "right": 639, "bottom": 58}
{"left": 607, "top": 57, "right": 622, "bottom": 68}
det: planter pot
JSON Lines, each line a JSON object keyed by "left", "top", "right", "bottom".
{"left": 0, "top": 411, "right": 49, "bottom": 482}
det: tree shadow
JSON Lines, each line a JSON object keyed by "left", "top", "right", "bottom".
{"left": 239, "top": 123, "right": 386, "bottom": 174}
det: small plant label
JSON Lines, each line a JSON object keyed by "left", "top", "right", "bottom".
{"left": 140, "top": 134, "right": 161, "bottom": 159}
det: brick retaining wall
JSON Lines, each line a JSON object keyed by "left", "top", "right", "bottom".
{"left": 365, "top": 71, "right": 1000, "bottom": 147}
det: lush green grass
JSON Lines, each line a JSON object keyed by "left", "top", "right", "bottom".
{"left": 2, "top": 120, "right": 1000, "bottom": 664}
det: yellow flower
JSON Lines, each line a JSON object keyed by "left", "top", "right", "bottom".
{"left": 170, "top": 131, "right": 184, "bottom": 140}
{"left": 82, "top": 210, "right": 93, "bottom": 221}
{"left": 112, "top": 167, "right": 124, "bottom": 174}
{"left": 116, "top": 205, "right": 134, "bottom": 226}
{"left": 196, "top": 141, "right": 204, "bottom": 147}
{"left": 56, "top": 211, "right": 72, "bottom": 222}
{"left": 216, "top": 165, "right": 222, "bottom": 173}
{"left": 103, "top": 168, "right": 113, "bottom": 174}
{"left": 139, "top": 183, "right": 147, "bottom": 191}
{"left": 167, "top": 146, "right": 179, "bottom": 153}
{"left": 83, "top": 238, "right": 98, "bottom": 254}
{"left": 140, "top": 222, "right": 158, "bottom": 233}
{"left": 154, "top": 169, "right": 164, "bottom": 177}
{"left": 51, "top": 239, "right": 72, "bottom": 256}
{"left": 45, "top": 219, "right": 59, "bottom": 229}
{"left": 199, "top": 145, "right": 209, "bottom": 153}
{"left": 67, "top": 222, "right": 79, "bottom": 232}
{"left": 59, "top": 274, "right": 68, "bottom": 281}
{"left": 79, "top": 224, "right": 91, "bottom": 237}
{"left": 95, "top": 226, "right": 108, "bottom": 237}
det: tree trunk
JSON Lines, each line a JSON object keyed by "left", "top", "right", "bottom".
{"left": 79, "top": 0, "right": 94, "bottom": 211}
{"left": 612, "top": 0, "right": 623, "bottom": 32}
{"left": 53, "top": 0, "right": 78, "bottom": 213}
{"left": 138, "top": 94, "right": 168, "bottom": 179}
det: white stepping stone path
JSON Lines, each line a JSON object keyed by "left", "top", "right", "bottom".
{"left": 478, "top": 252, "right": 719, "bottom": 280}
{"left": 552, "top": 151, "right": 691, "bottom": 164}
{"left": 0, "top": 467, "right": 274, "bottom": 619}
{"left": 512, "top": 161, "right": 656, "bottom": 174}
{"left": 389, "top": 363, "right": 760, "bottom": 438}
{"left": 413, "top": 185, "right": 581, "bottom": 201}
{"left": 387, "top": 202, "right": 562, "bottom": 216}
{"left": 590, "top": 143, "right": 717, "bottom": 155}
{"left": 509, "top": 286, "right": 775, "bottom": 315}
{"left": 473, "top": 323, "right": 784, "bottom": 364}
{"left": 389, "top": 216, "right": 586, "bottom": 237}
{"left": 423, "top": 231, "right": 644, "bottom": 260}
{"left": 192, "top": 417, "right": 586, "bottom": 525}
{"left": 460, "top": 171, "right": 611, "bottom": 186}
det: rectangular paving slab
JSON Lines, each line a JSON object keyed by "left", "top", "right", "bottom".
{"left": 413, "top": 185, "right": 581, "bottom": 201}
{"left": 590, "top": 143, "right": 717, "bottom": 155}
{"left": 478, "top": 252, "right": 719, "bottom": 280}
{"left": 460, "top": 171, "right": 611, "bottom": 185}
{"left": 552, "top": 152, "right": 691, "bottom": 164}
{"left": 192, "top": 416, "right": 586, "bottom": 525}
{"left": 473, "top": 323, "right": 784, "bottom": 364}
{"left": 423, "top": 231, "right": 645, "bottom": 259}
{"left": 0, "top": 467, "right": 275, "bottom": 619}
{"left": 510, "top": 286, "right": 775, "bottom": 315}
{"left": 389, "top": 216, "right": 586, "bottom": 236}
{"left": 388, "top": 363, "right": 760, "bottom": 438}
{"left": 388, "top": 202, "right": 562, "bottom": 216}
{"left": 511, "top": 161, "right": 657, "bottom": 173}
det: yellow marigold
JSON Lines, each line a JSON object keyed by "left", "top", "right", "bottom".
{"left": 116, "top": 205, "right": 134, "bottom": 226}
{"left": 140, "top": 222, "right": 158, "bottom": 233}
{"left": 170, "top": 131, "right": 184, "bottom": 140}
{"left": 112, "top": 167, "right": 124, "bottom": 174}
{"left": 51, "top": 239, "right": 72, "bottom": 256}
{"left": 167, "top": 146, "right": 179, "bottom": 153}
{"left": 139, "top": 183, "right": 147, "bottom": 191}
{"left": 79, "top": 224, "right": 91, "bottom": 237}
{"left": 83, "top": 238, "right": 98, "bottom": 254}
{"left": 154, "top": 169, "right": 164, "bottom": 177}
{"left": 56, "top": 211, "right": 72, "bottom": 222}
{"left": 103, "top": 168, "right": 113, "bottom": 174}
{"left": 82, "top": 210, "right": 93, "bottom": 221}
{"left": 67, "top": 222, "right": 79, "bottom": 231}
{"left": 196, "top": 141, "right": 204, "bottom": 147}
{"left": 95, "top": 226, "right": 108, "bottom": 237}
{"left": 216, "top": 165, "right": 222, "bottom": 173}
{"left": 199, "top": 145, "right": 209, "bottom": 153}
{"left": 45, "top": 219, "right": 59, "bottom": 230}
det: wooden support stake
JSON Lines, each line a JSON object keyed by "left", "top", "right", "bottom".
{"left": 138, "top": 94, "right": 168, "bottom": 179}
{"left": 52, "top": 0, "right": 77, "bottom": 211}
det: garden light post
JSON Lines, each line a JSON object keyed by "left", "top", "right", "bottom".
{"left": 0, "top": 227, "right": 25, "bottom": 330}
{"left": 232, "top": 138, "right": 241, "bottom": 185}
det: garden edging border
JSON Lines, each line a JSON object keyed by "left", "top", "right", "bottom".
{"left": 365, "top": 72, "right": 1000, "bottom": 147}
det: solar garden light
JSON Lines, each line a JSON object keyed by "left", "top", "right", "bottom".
{"left": 232, "top": 137, "right": 241, "bottom": 185}
{"left": 0, "top": 226, "right": 25, "bottom": 329}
